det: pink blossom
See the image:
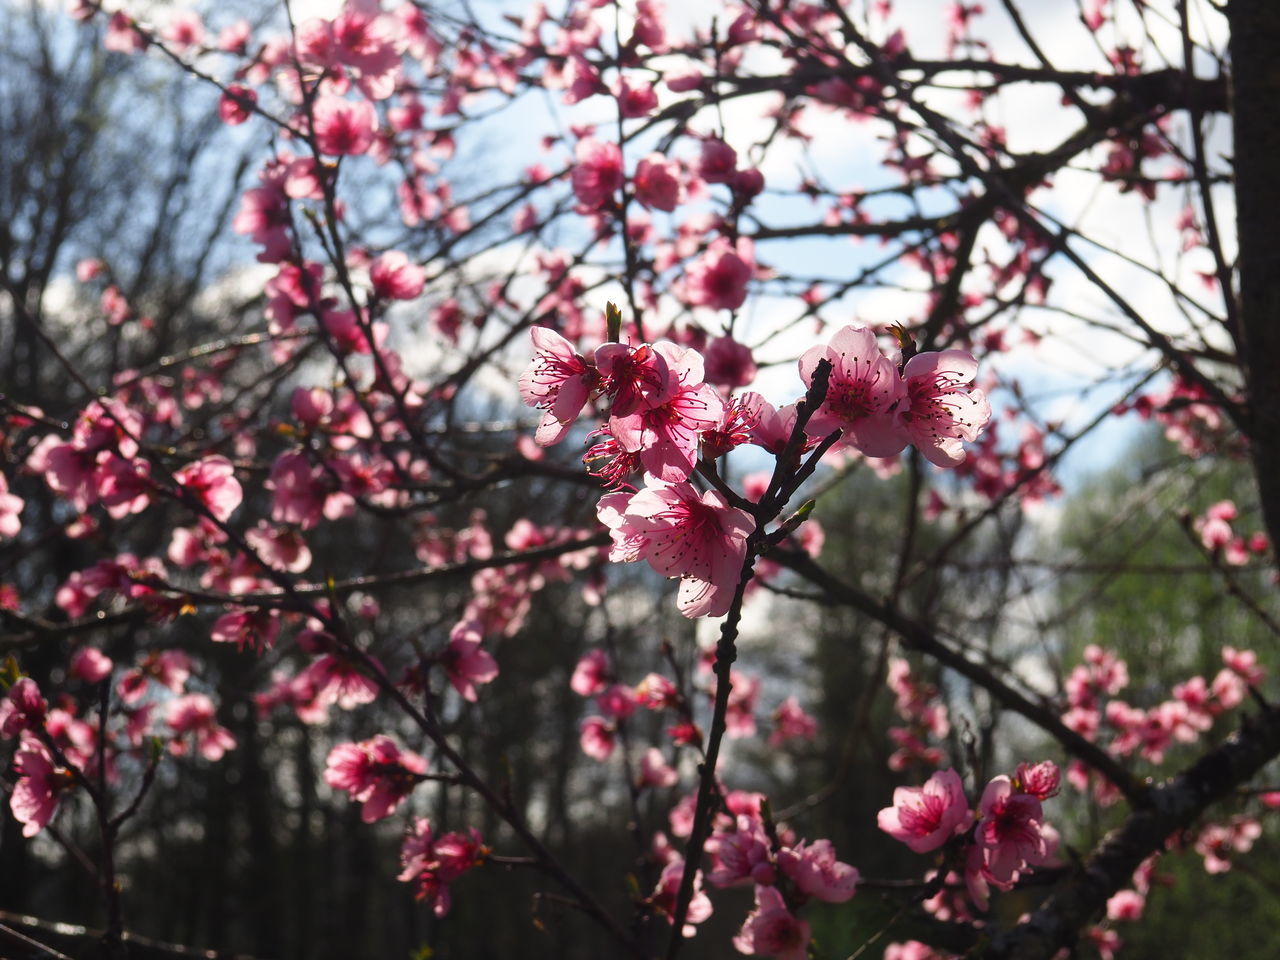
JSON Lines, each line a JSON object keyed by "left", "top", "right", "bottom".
{"left": 666, "top": 70, "right": 705, "bottom": 93}
{"left": 166, "top": 693, "right": 237, "bottom": 761}
{"left": 634, "top": 154, "right": 682, "bottom": 212}
{"left": 1106, "top": 889, "right": 1145, "bottom": 921}
{"left": 708, "top": 815, "right": 775, "bottom": 887}
{"left": 571, "top": 648, "right": 612, "bottom": 696}
{"left": 637, "top": 747, "right": 679, "bottom": 788}
{"left": 698, "top": 138, "right": 738, "bottom": 184}
{"left": 635, "top": 672, "right": 679, "bottom": 709}
{"left": 70, "top": 648, "right": 114, "bottom": 685}
{"left": 175, "top": 456, "right": 242, "bottom": 522}
{"left": 685, "top": 238, "right": 752, "bottom": 311}
{"left": 218, "top": 19, "right": 251, "bottom": 53}
{"left": 442, "top": 620, "right": 499, "bottom": 702}
{"left": 118, "top": 650, "right": 191, "bottom": 704}
{"left": 599, "top": 481, "right": 754, "bottom": 618}
{"left": 311, "top": 95, "right": 377, "bottom": 156}
{"left": 616, "top": 77, "right": 658, "bottom": 117}
{"left": 95, "top": 453, "right": 153, "bottom": 517}
{"left": 723, "top": 670, "right": 760, "bottom": 739}
{"left": 518, "top": 326, "right": 600, "bottom": 445}
{"left": 1195, "top": 817, "right": 1261, "bottom": 874}
{"left": 608, "top": 343, "right": 724, "bottom": 482}
{"left": 778, "top": 838, "right": 859, "bottom": 903}
{"left": 399, "top": 818, "right": 486, "bottom": 916}
{"left": 702, "top": 336, "right": 758, "bottom": 388}
{"left": 11, "top": 738, "right": 73, "bottom": 837}
{"left": 976, "top": 775, "right": 1048, "bottom": 883}
{"left": 650, "top": 858, "right": 713, "bottom": 936}
{"left": 877, "top": 768, "right": 972, "bottom": 853}
{"left": 75, "top": 258, "right": 104, "bottom": 283}
{"left": 743, "top": 394, "right": 801, "bottom": 456}
{"left": 883, "top": 942, "right": 949, "bottom": 960}
{"left": 596, "top": 683, "right": 638, "bottom": 719}
{"left": 732, "top": 885, "right": 810, "bottom": 960}
{"left": 104, "top": 11, "right": 147, "bottom": 53}
{"left": 1084, "top": 0, "right": 1110, "bottom": 31}
{"left": 579, "top": 715, "right": 616, "bottom": 760}
{"left": 0, "top": 678, "right": 47, "bottom": 738}
{"left": 700, "top": 395, "right": 758, "bottom": 460}
{"left": 369, "top": 250, "right": 426, "bottom": 300}
{"left": 571, "top": 137, "right": 624, "bottom": 210}
{"left": 298, "top": 649, "right": 380, "bottom": 712}
{"left": 1211, "top": 668, "right": 1247, "bottom": 710}
{"left": 769, "top": 696, "right": 818, "bottom": 746}
{"left": 0, "top": 472, "right": 24, "bottom": 539}
{"left": 267, "top": 452, "right": 329, "bottom": 529}
{"left": 218, "top": 85, "right": 257, "bottom": 125}
{"left": 595, "top": 341, "right": 672, "bottom": 416}
{"left": 161, "top": 10, "right": 205, "bottom": 52}
{"left": 1087, "top": 926, "right": 1122, "bottom": 960}
{"left": 1222, "top": 645, "right": 1265, "bottom": 685}
{"left": 799, "top": 325, "right": 906, "bottom": 451}
{"left": 1013, "top": 761, "right": 1060, "bottom": 800}
{"left": 210, "top": 607, "right": 279, "bottom": 654}
{"left": 897, "top": 350, "right": 992, "bottom": 466}
{"left": 324, "top": 735, "right": 428, "bottom": 822}
{"left": 244, "top": 523, "right": 312, "bottom": 573}
{"left": 733, "top": 168, "right": 765, "bottom": 199}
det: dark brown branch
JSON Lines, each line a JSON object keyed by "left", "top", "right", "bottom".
{"left": 976, "top": 703, "right": 1280, "bottom": 959}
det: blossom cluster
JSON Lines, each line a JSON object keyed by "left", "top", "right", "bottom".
{"left": 398, "top": 818, "right": 487, "bottom": 917}
{"left": 886, "top": 657, "right": 951, "bottom": 770}
{"left": 1062, "top": 643, "right": 1264, "bottom": 804}
{"left": 569, "top": 645, "right": 816, "bottom": 769}
{"left": 518, "top": 320, "right": 992, "bottom": 618}
{"left": 878, "top": 762, "right": 1060, "bottom": 911}
{"left": 1, "top": 653, "right": 233, "bottom": 838}
{"left": 1193, "top": 500, "right": 1270, "bottom": 566}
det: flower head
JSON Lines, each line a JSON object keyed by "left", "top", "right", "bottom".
{"left": 599, "top": 481, "right": 754, "bottom": 618}
{"left": 325, "top": 735, "right": 427, "bottom": 822}
{"left": 799, "top": 325, "right": 906, "bottom": 453}
{"left": 877, "top": 767, "right": 972, "bottom": 854}
{"left": 518, "top": 327, "right": 600, "bottom": 446}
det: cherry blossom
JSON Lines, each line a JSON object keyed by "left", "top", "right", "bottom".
{"left": 0, "top": 473, "right": 24, "bottom": 538}
{"left": 398, "top": 818, "right": 486, "bottom": 917}
{"left": 10, "top": 738, "right": 73, "bottom": 837}
{"left": 518, "top": 326, "right": 601, "bottom": 445}
{"left": 598, "top": 481, "right": 754, "bottom": 618}
{"left": 369, "top": 250, "right": 426, "bottom": 300}
{"left": 878, "top": 768, "right": 972, "bottom": 853}
{"left": 707, "top": 815, "right": 776, "bottom": 888}
{"left": 579, "top": 715, "right": 616, "bottom": 760}
{"left": 174, "top": 456, "right": 242, "bottom": 522}
{"left": 311, "top": 95, "right": 377, "bottom": 156}
{"left": 571, "top": 137, "right": 624, "bottom": 210}
{"left": 441, "top": 620, "right": 499, "bottom": 702}
{"left": 897, "top": 350, "right": 992, "bottom": 467}
{"left": 975, "top": 775, "right": 1049, "bottom": 884}
{"left": 166, "top": 694, "right": 237, "bottom": 762}
{"left": 608, "top": 342, "right": 724, "bottom": 482}
{"left": 799, "top": 325, "right": 906, "bottom": 453}
{"left": 649, "top": 857, "right": 713, "bottom": 937}
{"left": 0, "top": 678, "right": 48, "bottom": 738}
{"left": 324, "top": 735, "right": 428, "bottom": 822}
{"left": 685, "top": 237, "right": 752, "bottom": 311}
{"left": 778, "top": 839, "right": 860, "bottom": 903}
{"left": 634, "top": 154, "right": 683, "bottom": 212}
{"left": 732, "top": 885, "right": 810, "bottom": 960}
